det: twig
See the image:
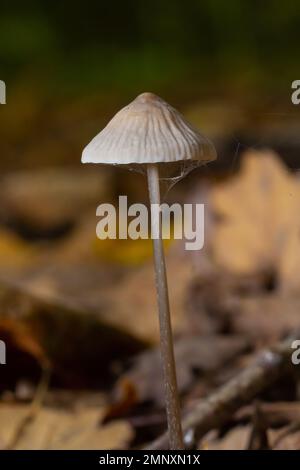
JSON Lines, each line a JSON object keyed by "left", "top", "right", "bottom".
{"left": 147, "top": 332, "right": 300, "bottom": 450}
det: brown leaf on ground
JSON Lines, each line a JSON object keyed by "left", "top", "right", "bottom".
{"left": 95, "top": 246, "right": 194, "bottom": 344}
{"left": 203, "top": 425, "right": 251, "bottom": 450}
{"left": 0, "top": 167, "right": 112, "bottom": 233}
{"left": 230, "top": 294, "right": 300, "bottom": 343}
{"left": 0, "top": 229, "right": 35, "bottom": 270}
{"left": 237, "top": 402, "right": 300, "bottom": 427}
{"left": 204, "top": 423, "right": 300, "bottom": 450}
{"left": 0, "top": 280, "right": 145, "bottom": 388}
{"left": 1, "top": 237, "right": 192, "bottom": 345}
{"left": 115, "top": 335, "right": 248, "bottom": 405}
{"left": 0, "top": 404, "right": 133, "bottom": 450}
{"left": 103, "top": 379, "right": 139, "bottom": 422}
{"left": 269, "top": 426, "right": 300, "bottom": 450}
{"left": 0, "top": 317, "right": 48, "bottom": 367}
{"left": 273, "top": 423, "right": 300, "bottom": 450}
{"left": 211, "top": 150, "right": 300, "bottom": 292}
{"left": 186, "top": 269, "right": 300, "bottom": 345}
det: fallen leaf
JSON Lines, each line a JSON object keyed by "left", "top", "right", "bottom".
{"left": 116, "top": 335, "right": 248, "bottom": 405}
{"left": 204, "top": 425, "right": 251, "bottom": 450}
{"left": 230, "top": 294, "right": 300, "bottom": 343}
{"left": 211, "top": 150, "right": 300, "bottom": 292}
{"left": 0, "top": 317, "right": 48, "bottom": 367}
{"left": 96, "top": 246, "right": 194, "bottom": 343}
{"left": 269, "top": 426, "right": 300, "bottom": 450}
{"left": 237, "top": 402, "right": 300, "bottom": 427}
{"left": 0, "top": 404, "right": 133, "bottom": 450}
{"left": 0, "top": 167, "right": 112, "bottom": 235}
{"left": 0, "top": 280, "right": 145, "bottom": 388}
{"left": 0, "top": 229, "right": 35, "bottom": 269}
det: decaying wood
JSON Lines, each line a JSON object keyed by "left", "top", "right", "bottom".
{"left": 147, "top": 332, "right": 300, "bottom": 450}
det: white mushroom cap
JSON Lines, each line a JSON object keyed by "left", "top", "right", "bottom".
{"left": 82, "top": 92, "right": 216, "bottom": 165}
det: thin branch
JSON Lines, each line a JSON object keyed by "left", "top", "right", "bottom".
{"left": 147, "top": 332, "right": 300, "bottom": 450}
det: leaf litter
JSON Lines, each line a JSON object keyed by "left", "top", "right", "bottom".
{"left": 1, "top": 150, "right": 300, "bottom": 449}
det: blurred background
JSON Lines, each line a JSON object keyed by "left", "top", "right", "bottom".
{"left": 1, "top": 0, "right": 300, "bottom": 171}
{"left": 1, "top": 0, "right": 300, "bottom": 450}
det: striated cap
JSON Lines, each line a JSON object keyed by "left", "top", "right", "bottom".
{"left": 82, "top": 92, "right": 216, "bottom": 165}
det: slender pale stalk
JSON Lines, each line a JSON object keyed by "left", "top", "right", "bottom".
{"left": 147, "top": 163, "right": 184, "bottom": 450}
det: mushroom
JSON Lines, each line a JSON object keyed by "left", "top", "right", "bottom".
{"left": 82, "top": 92, "right": 216, "bottom": 449}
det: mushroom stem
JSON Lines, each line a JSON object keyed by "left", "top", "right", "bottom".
{"left": 147, "top": 163, "right": 184, "bottom": 450}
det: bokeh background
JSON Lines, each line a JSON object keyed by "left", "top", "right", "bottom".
{"left": 1, "top": 0, "right": 300, "bottom": 171}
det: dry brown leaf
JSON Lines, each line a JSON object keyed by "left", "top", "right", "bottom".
{"left": 0, "top": 229, "right": 35, "bottom": 269}
{"left": 0, "top": 404, "right": 133, "bottom": 450}
{"left": 0, "top": 167, "right": 112, "bottom": 233}
{"left": 97, "top": 246, "right": 193, "bottom": 343}
{"left": 211, "top": 150, "right": 300, "bottom": 292}
{"left": 0, "top": 318, "right": 48, "bottom": 367}
{"left": 269, "top": 426, "right": 300, "bottom": 450}
{"left": 116, "top": 335, "right": 248, "bottom": 405}
{"left": 6, "top": 221, "right": 191, "bottom": 344}
{"left": 3, "top": 246, "right": 190, "bottom": 346}
{"left": 0, "top": 280, "right": 145, "bottom": 387}
{"left": 203, "top": 425, "right": 251, "bottom": 450}
{"left": 186, "top": 270, "right": 300, "bottom": 344}
{"left": 237, "top": 402, "right": 300, "bottom": 427}
{"left": 230, "top": 295, "right": 300, "bottom": 343}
